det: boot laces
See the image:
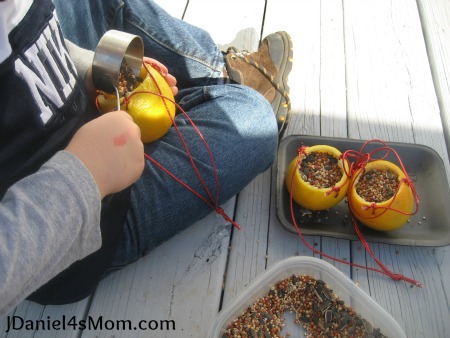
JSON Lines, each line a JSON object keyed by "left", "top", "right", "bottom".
{"left": 225, "top": 47, "right": 291, "bottom": 110}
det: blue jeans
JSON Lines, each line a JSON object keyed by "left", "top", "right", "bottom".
{"left": 53, "top": 0, "right": 278, "bottom": 271}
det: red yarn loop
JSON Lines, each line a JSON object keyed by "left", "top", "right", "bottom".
{"left": 98, "top": 61, "right": 240, "bottom": 230}
{"left": 289, "top": 139, "right": 422, "bottom": 287}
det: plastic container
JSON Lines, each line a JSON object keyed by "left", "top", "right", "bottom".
{"left": 209, "top": 256, "right": 406, "bottom": 337}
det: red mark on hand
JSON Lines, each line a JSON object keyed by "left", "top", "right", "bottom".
{"left": 113, "top": 133, "right": 127, "bottom": 147}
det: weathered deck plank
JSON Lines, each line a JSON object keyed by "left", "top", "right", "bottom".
{"left": 81, "top": 199, "right": 235, "bottom": 338}
{"left": 417, "top": 0, "right": 450, "bottom": 158}
{"left": 0, "top": 299, "right": 89, "bottom": 338}
{"left": 342, "top": 2, "right": 450, "bottom": 337}
{"left": 2, "top": 0, "right": 450, "bottom": 337}
{"left": 261, "top": 1, "right": 450, "bottom": 338}
{"left": 416, "top": 4, "right": 450, "bottom": 328}
{"left": 182, "top": 0, "right": 271, "bottom": 312}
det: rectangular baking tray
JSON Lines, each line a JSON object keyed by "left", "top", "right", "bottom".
{"left": 276, "top": 135, "right": 450, "bottom": 246}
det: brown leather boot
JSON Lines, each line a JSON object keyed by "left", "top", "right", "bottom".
{"left": 223, "top": 31, "right": 293, "bottom": 136}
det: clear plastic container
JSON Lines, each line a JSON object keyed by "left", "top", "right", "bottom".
{"left": 209, "top": 256, "right": 406, "bottom": 337}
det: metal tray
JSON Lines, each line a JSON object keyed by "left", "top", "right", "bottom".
{"left": 276, "top": 135, "right": 450, "bottom": 246}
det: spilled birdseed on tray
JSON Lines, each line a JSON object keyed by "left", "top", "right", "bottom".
{"left": 223, "top": 275, "right": 387, "bottom": 338}
{"left": 300, "top": 152, "right": 343, "bottom": 189}
{"left": 355, "top": 169, "right": 399, "bottom": 203}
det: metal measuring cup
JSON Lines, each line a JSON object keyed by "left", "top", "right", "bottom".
{"left": 92, "top": 30, "right": 144, "bottom": 107}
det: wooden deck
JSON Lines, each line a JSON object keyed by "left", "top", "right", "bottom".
{"left": 2, "top": 0, "right": 450, "bottom": 337}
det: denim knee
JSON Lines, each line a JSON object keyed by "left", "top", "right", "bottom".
{"left": 217, "top": 84, "right": 279, "bottom": 167}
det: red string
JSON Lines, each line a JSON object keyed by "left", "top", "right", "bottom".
{"left": 289, "top": 141, "right": 423, "bottom": 287}
{"left": 96, "top": 62, "right": 240, "bottom": 230}
{"left": 142, "top": 61, "right": 220, "bottom": 208}
{"left": 343, "top": 140, "right": 420, "bottom": 217}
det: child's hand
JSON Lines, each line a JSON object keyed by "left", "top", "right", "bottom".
{"left": 143, "top": 57, "right": 178, "bottom": 96}
{"left": 65, "top": 111, "right": 145, "bottom": 198}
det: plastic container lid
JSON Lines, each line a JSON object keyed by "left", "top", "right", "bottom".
{"left": 209, "top": 256, "right": 406, "bottom": 337}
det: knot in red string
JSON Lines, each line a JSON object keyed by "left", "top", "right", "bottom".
{"left": 362, "top": 202, "right": 378, "bottom": 213}
{"left": 216, "top": 207, "right": 241, "bottom": 230}
{"left": 297, "top": 145, "right": 308, "bottom": 156}
{"left": 216, "top": 207, "right": 226, "bottom": 218}
{"left": 390, "top": 273, "right": 405, "bottom": 281}
{"left": 401, "top": 177, "right": 412, "bottom": 186}
{"left": 325, "top": 185, "right": 341, "bottom": 197}
{"left": 123, "top": 96, "right": 131, "bottom": 107}
{"left": 388, "top": 273, "right": 423, "bottom": 287}
{"left": 354, "top": 161, "right": 366, "bottom": 171}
